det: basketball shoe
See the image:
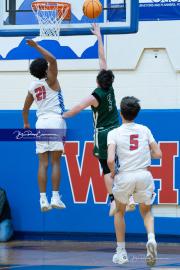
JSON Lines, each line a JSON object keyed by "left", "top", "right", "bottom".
{"left": 146, "top": 238, "right": 157, "bottom": 267}
{"left": 113, "top": 248, "right": 129, "bottom": 265}
{"left": 109, "top": 200, "right": 116, "bottom": 216}
{"left": 126, "top": 195, "right": 136, "bottom": 212}
{"left": 40, "top": 197, "right": 52, "bottom": 212}
{"left": 51, "top": 195, "right": 66, "bottom": 209}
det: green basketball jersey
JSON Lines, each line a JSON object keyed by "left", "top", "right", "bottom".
{"left": 91, "top": 86, "right": 119, "bottom": 129}
{"left": 91, "top": 87, "right": 119, "bottom": 159}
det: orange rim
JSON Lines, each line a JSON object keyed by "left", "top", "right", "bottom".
{"left": 31, "top": 1, "right": 71, "bottom": 20}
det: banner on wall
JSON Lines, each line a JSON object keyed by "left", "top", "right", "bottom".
{"left": 140, "top": 0, "right": 180, "bottom": 21}
{"left": 109, "top": 0, "right": 180, "bottom": 21}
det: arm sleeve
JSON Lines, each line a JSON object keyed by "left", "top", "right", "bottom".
{"left": 0, "top": 190, "right": 6, "bottom": 216}
{"left": 107, "top": 130, "right": 117, "bottom": 146}
{"left": 146, "top": 127, "right": 155, "bottom": 144}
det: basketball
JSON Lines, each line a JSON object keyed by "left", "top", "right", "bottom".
{"left": 83, "top": 0, "right": 103, "bottom": 19}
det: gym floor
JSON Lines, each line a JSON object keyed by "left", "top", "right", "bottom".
{"left": 0, "top": 241, "right": 180, "bottom": 269}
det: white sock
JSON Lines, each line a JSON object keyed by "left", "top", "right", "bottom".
{"left": 117, "top": 242, "right": 126, "bottom": 253}
{"left": 52, "top": 191, "right": 59, "bottom": 198}
{"left": 148, "top": 233, "right": 155, "bottom": 241}
{"left": 40, "top": 193, "right": 46, "bottom": 199}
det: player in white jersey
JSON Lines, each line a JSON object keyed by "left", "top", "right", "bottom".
{"left": 22, "top": 40, "right": 66, "bottom": 212}
{"left": 107, "top": 96, "right": 162, "bottom": 267}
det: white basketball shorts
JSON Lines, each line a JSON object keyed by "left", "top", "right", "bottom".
{"left": 35, "top": 117, "right": 66, "bottom": 154}
{"left": 113, "top": 170, "right": 155, "bottom": 205}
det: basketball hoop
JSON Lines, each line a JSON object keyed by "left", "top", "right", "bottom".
{"left": 31, "top": 1, "right": 71, "bottom": 40}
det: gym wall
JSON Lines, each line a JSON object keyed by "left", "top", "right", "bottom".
{"left": 0, "top": 1, "right": 180, "bottom": 239}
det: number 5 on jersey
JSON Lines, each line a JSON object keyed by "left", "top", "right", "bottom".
{"left": 130, "top": 135, "right": 139, "bottom": 150}
{"left": 35, "top": 86, "right": 46, "bottom": 101}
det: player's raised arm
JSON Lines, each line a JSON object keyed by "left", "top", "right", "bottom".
{"left": 26, "top": 39, "right": 58, "bottom": 86}
{"left": 90, "top": 22, "right": 107, "bottom": 70}
{"left": 23, "top": 91, "right": 34, "bottom": 129}
{"left": 62, "top": 95, "right": 99, "bottom": 119}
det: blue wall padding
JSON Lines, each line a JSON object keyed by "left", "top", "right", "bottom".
{"left": 0, "top": 110, "right": 180, "bottom": 235}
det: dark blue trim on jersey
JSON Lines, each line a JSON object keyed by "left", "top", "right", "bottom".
{"left": 58, "top": 90, "right": 65, "bottom": 115}
{"left": 0, "top": 0, "right": 139, "bottom": 37}
{"left": 115, "top": 149, "right": 120, "bottom": 172}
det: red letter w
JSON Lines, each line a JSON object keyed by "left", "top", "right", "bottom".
{"left": 64, "top": 142, "right": 108, "bottom": 203}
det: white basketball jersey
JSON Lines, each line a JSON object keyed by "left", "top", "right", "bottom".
{"left": 29, "top": 79, "right": 65, "bottom": 119}
{"left": 107, "top": 123, "right": 155, "bottom": 172}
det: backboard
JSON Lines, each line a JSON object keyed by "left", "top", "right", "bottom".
{"left": 0, "top": 0, "right": 139, "bottom": 37}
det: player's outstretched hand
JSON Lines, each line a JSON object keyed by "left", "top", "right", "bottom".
{"left": 26, "top": 39, "right": 38, "bottom": 48}
{"left": 90, "top": 22, "right": 101, "bottom": 37}
{"left": 24, "top": 123, "right": 30, "bottom": 129}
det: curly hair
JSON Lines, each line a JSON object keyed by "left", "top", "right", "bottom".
{"left": 120, "top": 96, "right": 141, "bottom": 121}
{"left": 97, "top": 69, "right": 115, "bottom": 91}
{"left": 29, "top": 57, "right": 48, "bottom": 79}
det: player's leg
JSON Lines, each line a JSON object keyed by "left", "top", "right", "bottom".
{"left": 113, "top": 198, "right": 129, "bottom": 265}
{"left": 50, "top": 150, "right": 66, "bottom": 209}
{"left": 51, "top": 150, "right": 62, "bottom": 191}
{"left": 104, "top": 174, "right": 116, "bottom": 215}
{"left": 97, "top": 130, "right": 117, "bottom": 216}
{"left": 38, "top": 152, "right": 49, "bottom": 193}
{"left": 134, "top": 170, "right": 157, "bottom": 267}
{"left": 139, "top": 203, "right": 157, "bottom": 267}
{"left": 112, "top": 171, "right": 136, "bottom": 265}
{"left": 114, "top": 199, "right": 126, "bottom": 242}
{"left": 38, "top": 151, "right": 52, "bottom": 212}
{"left": 46, "top": 117, "right": 66, "bottom": 209}
{"left": 104, "top": 173, "right": 114, "bottom": 194}
{"left": 36, "top": 118, "right": 51, "bottom": 211}
{"left": 139, "top": 203, "right": 154, "bottom": 234}
{"left": 99, "top": 159, "right": 116, "bottom": 216}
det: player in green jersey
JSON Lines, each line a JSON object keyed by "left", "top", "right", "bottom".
{"left": 62, "top": 23, "right": 135, "bottom": 216}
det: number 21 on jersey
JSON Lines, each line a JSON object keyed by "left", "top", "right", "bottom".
{"left": 130, "top": 134, "right": 139, "bottom": 150}
{"left": 35, "top": 86, "right": 46, "bottom": 101}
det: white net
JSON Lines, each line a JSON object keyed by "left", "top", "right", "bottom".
{"left": 32, "top": 2, "right": 69, "bottom": 40}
